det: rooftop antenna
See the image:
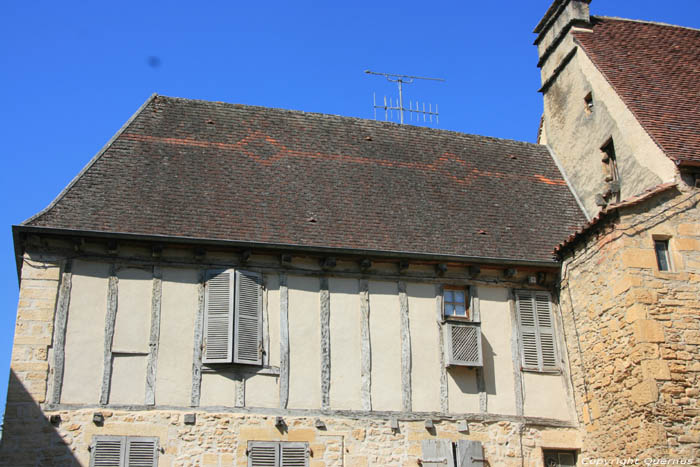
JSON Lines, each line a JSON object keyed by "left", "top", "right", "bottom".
{"left": 365, "top": 70, "right": 445, "bottom": 125}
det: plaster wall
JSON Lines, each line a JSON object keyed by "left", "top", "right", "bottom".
{"left": 287, "top": 275, "right": 321, "bottom": 409}
{"left": 407, "top": 282, "right": 441, "bottom": 413}
{"left": 109, "top": 355, "right": 147, "bottom": 405}
{"left": 155, "top": 267, "right": 198, "bottom": 406}
{"left": 543, "top": 47, "right": 677, "bottom": 217}
{"left": 112, "top": 267, "right": 151, "bottom": 353}
{"left": 61, "top": 260, "right": 109, "bottom": 404}
{"left": 369, "top": 280, "right": 402, "bottom": 411}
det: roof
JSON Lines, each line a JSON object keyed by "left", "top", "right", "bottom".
{"left": 22, "top": 95, "right": 585, "bottom": 264}
{"left": 573, "top": 17, "right": 700, "bottom": 165}
{"left": 554, "top": 182, "right": 678, "bottom": 255}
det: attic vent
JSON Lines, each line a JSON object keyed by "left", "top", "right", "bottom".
{"left": 445, "top": 322, "right": 482, "bottom": 367}
{"left": 584, "top": 92, "right": 593, "bottom": 113}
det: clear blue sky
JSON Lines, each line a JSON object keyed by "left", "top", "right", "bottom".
{"left": 1, "top": 1, "right": 698, "bottom": 417}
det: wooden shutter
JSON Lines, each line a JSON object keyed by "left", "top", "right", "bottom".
{"left": 516, "top": 290, "right": 557, "bottom": 371}
{"left": 234, "top": 270, "right": 263, "bottom": 365}
{"left": 456, "top": 440, "right": 483, "bottom": 467}
{"left": 203, "top": 270, "right": 234, "bottom": 364}
{"left": 126, "top": 437, "right": 158, "bottom": 467}
{"left": 280, "top": 442, "right": 309, "bottom": 467}
{"left": 248, "top": 441, "right": 279, "bottom": 467}
{"left": 420, "top": 440, "right": 455, "bottom": 467}
{"left": 445, "top": 323, "right": 483, "bottom": 367}
{"left": 535, "top": 292, "right": 558, "bottom": 371}
{"left": 91, "top": 436, "right": 125, "bottom": 467}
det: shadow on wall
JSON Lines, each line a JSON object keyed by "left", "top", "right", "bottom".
{"left": 0, "top": 370, "right": 79, "bottom": 466}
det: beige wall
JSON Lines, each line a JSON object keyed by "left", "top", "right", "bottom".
{"left": 52, "top": 259, "right": 574, "bottom": 422}
{"left": 61, "top": 260, "right": 110, "bottom": 404}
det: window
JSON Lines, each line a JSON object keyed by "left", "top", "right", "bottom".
{"left": 516, "top": 290, "right": 558, "bottom": 372}
{"left": 654, "top": 239, "right": 672, "bottom": 271}
{"left": 248, "top": 441, "right": 309, "bottom": 467}
{"left": 543, "top": 450, "right": 576, "bottom": 467}
{"left": 90, "top": 436, "right": 158, "bottom": 467}
{"left": 601, "top": 139, "right": 619, "bottom": 183}
{"left": 203, "top": 269, "right": 263, "bottom": 365}
{"left": 421, "top": 439, "right": 484, "bottom": 467}
{"left": 584, "top": 92, "right": 593, "bottom": 114}
{"left": 443, "top": 288, "right": 469, "bottom": 319}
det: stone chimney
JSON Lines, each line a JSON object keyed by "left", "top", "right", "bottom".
{"left": 534, "top": 0, "right": 592, "bottom": 87}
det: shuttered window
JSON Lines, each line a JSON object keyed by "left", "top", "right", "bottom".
{"left": 248, "top": 441, "right": 309, "bottom": 467}
{"left": 203, "top": 269, "right": 263, "bottom": 365}
{"left": 91, "top": 436, "right": 158, "bottom": 467}
{"left": 516, "top": 290, "right": 558, "bottom": 372}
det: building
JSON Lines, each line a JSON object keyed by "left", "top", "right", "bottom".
{"left": 1, "top": 0, "right": 698, "bottom": 465}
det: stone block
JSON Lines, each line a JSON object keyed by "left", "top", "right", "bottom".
{"left": 676, "top": 238, "right": 700, "bottom": 251}
{"left": 622, "top": 249, "right": 656, "bottom": 268}
{"left": 347, "top": 455, "right": 368, "bottom": 467}
{"left": 21, "top": 263, "right": 61, "bottom": 281}
{"left": 684, "top": 330, "right": 700, "bottom": 345}
{"left": 625, "top": 303, "right": 647, "bottom": 323}
{"left": 677, "top": 223, "right": 700, "bottom": 236}
{"left": 613, "top": 274, "right": 642, "bottom": 295}
{"left": 641, "top": 360, "right": 671, "bottom": 380}
{"left": 631, "top": 379, "right": 659, "bottom": 405}
{"left": 287, "top": 428, "right": 316, "bottom": 442}
{"left": 634, "top": 320, "right": 665, "bottom": 343}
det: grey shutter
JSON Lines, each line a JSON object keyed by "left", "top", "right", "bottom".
{"left": 126, "top": 437, "right": 158, "bottom": 467}
{"left": 203, "top": 270, "right": 234, "bottom": 364}
{"left": 420, "top": 439, "right": 455, "bottom": 467}
{"left": 281, "top": 442, "right": 309, "bottom": 467}
{"left": 516, "top": 291, "right": 540, "bottom": 370}
{"left": 456, "top": 440, "right": 483, "bottom": 467}
{"left": 535, "top": 292, "right": 558, "bottom": 371}
{"left": 91, "top": 436, "right": 125, "bottom": 467}
{"left": 248, "top": 441, "right": 279, "bottom": 467}
{"left": 445, "top": 323, "right": 483, "bottom": 367}
{"left": 234, "top": 270, "right": 263, "bottom": 365}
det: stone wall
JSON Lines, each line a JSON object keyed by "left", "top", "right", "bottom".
{"left": 6, "top": 408, "right": 581, "bottom": 466}
{"left": 558, "top": 186, "right": 700, "bottom": 460}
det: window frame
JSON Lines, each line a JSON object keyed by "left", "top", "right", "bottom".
{"left": 90, "top": 435, "right": 159, "bottom": 467}
{"left": 247, "top": 441, "right": 309, "bottom": 467}
{"left": 442, "top": 286, "right": 471, "bottom": 321}
{"left": 654, "top": 238, "right": 672, "bottom": 272}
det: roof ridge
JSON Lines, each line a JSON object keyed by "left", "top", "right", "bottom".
{"left": 156, "top": 94, "right": 545, "bottom": 149}
{"left": 21, "top": 93, "right": 159, "bottom": 226}
{"left": 591, "top": 15, "right": 700, "bottom": 33}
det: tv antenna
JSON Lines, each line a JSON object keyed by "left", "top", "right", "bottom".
{"left": 365, "top": 70, "right": 445, "bottom": 125}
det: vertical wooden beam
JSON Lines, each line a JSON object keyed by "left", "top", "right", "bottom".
{"left": 235, "top": 377, "right": 246, "bottom": 408}
{"left": 320, "top": 277, "right": 331, "bottom": 410}
{"left": 190, "top": 270, "right": 205, "bottom": 407}
{"left": 100, "top": 264, "right": 118, "bottom": 406}
{"left": 50, "top": 259, "right": 72, "bottom": 405}
{"left": 279, "top": 273, "right": 290, "bottom": 409}
{"left": 435, "top": 284, "right": 448, "bottom": 413}
{"left": 398, "top": 281, "right": 412, "bottom": 412}
{"left": 471, "top": 287, "right": 487, "bottom": 413}
{"left": 359, "top": 279, "right": 372, "bottom": 411}
{"left": 508, "top": 290, "right": 524, "bottom": 417}
{"left": 145, "top": 266, "right": 162, "bottom": 406}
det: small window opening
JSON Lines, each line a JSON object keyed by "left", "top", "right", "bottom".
{"left": 543, "top": 450, "right": 577, "bottom": 467}
{"left": 601, "top": 139, "right": 618, "bottom": 182}
{"left": 584, "top": 92, "right": 593, "bottom": 113}
{"left": 443, "top": 288, "right": 469, "bottom": 319}
{"left": 654, "top": 239, "right": 672, "bottom": 271}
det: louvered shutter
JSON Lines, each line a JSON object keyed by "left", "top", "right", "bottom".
{"left": 248, "top": 441, "right": 279, "bottom": 467}
{"left": 91, "top": 436, "right": 125, "bottom": 467}
{"left": 445, "top": 323, "right": 483, "bottom": 367}
{"left": 535, "top": 292, "right": 558, "bottom": 371}
{"left": 203, "top": 270, "right": 234, "bottom": 364}
{"left": 280, "top": 442, "right": 308, "bottom": 467}
{"left": 456, "top": 439, "right": 483, "bottom": 467}
{"left": 516, "top": 290, "right": 557, "bottom": 371}
{"left": 234, "top": 270, "right": 263, "bottom": 365}
{"left": 126, "top": 437, "right": 158, "bottom": 467}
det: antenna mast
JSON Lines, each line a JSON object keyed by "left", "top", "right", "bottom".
{"left": 365, "top": 70, "right": 445, "bottom": 125}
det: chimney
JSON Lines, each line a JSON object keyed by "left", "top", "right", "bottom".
{"left": 534, "top": 0, "right": 591, "bottom": 73}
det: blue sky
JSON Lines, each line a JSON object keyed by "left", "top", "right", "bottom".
{"left": 1, "top": 1, "right": 698, "bottom": 418}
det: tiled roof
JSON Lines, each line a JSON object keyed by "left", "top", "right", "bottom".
{"left": 573, "top": 17, "right": 700, "bottom": 165}
{"left": 24, "top": 95, "right": 585, "bottom": 264}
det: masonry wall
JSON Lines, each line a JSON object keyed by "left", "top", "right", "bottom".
{"left": 559, "top": 186, "right": 700, "bottom": 460}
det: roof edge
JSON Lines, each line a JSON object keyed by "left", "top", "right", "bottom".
{"left": 543, "top": 144, "right": 590, "bottom": 221}
{"left": 13, "top": 225, "right": 562, "bottom": 269}
{"left": 20, "top": 93, "right": 159, "bottom": 226}
{"left": 591, "top": 15, "right": 700, "bottom": 33}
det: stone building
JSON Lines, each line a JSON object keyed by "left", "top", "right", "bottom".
{"left": 1, "top": 1, "right": 698, "bottom": 466}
